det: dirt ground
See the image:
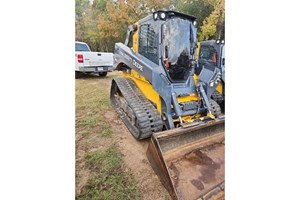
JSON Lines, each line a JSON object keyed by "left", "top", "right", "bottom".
{"left": 107, "top": 111, "right": 171, "bottom": 200}
{"left": 76, "top": 71, "right": 171, "bottom": 200}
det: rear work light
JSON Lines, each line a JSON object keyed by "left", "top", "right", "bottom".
{"left": 77, "top": 54, "right": 83, "bottom": 63}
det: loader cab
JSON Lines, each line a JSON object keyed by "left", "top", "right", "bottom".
{"left": 160, "top": 14, "right": 198, "bottom": 82}
{"left": 127, "top": 11, "right": 198, "bottom": 83}
{"left": 197, "top": 40, "right": 225, "bottom": 75}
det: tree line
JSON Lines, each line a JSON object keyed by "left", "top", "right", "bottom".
{"left": 76, "top": 0, "right": 224, "bottom": 52}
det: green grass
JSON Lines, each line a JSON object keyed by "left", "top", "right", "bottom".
{"left": 76, "top": 77, "right": 141, "bottom": 200}
{"left": 107, "top": 74, "right": 120, "bottom": 79}
{"left": 76, "top": 79, "right": 110, "bottom": 131}
{"left": 80, "top": 115, "right": 102, "bottom": 128}
{"left": 76, "top": 146, "right": 141, "bottom": 200}
{"left": 99, "top": 91, "right": 111, "bottom": 110}
{"left": 101, "top": 123, "right": 112, "bottom": 137}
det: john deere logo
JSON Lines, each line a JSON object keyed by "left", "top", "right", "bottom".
{"left": 133, "top": 59, "right": 143, "bottom": 71}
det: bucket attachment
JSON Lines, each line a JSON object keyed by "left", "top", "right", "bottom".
{"left": 147, "top": 118, "right": 225, "bottom": 200}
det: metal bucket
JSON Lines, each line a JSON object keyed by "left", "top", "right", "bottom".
{"left": 147, "top": 118, "right": 225, "bottom": 200}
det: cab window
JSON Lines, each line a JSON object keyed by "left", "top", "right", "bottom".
{"left": 199, "top": 45, "right": 217, "bottom": 67}
{"left": 138, "top": 24, "right": 159, "bottom": 65}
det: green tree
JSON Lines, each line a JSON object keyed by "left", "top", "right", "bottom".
{"left": 75, "top": 0, "right": 89, "bottom": 22}
{"left": 199, "top": 0, "right": 225, "bottom": 40}
{"left": 173, "top": 0, "right": 225, "bottom": 41}
{"left": 97, "top": 0, "right": 172, "bottom": 51}
{"left": 76, "top": 0, "right": 110, "bottom": 51}
{"left": 75, "top": 0, "right": 90, "bottom": 41}
{"left": 75, "top": 0, "right": 225, "bottom": 51}
{"left": 82, "top": 0, "right": 109, "bottom": 51}
{"left": 174, "top": 0, "right": 213, "bottom": 38}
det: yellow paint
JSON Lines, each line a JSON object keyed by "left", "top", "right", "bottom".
{"left": 173, "top": 112, "right": 215, "bottom": 123}
{"left": 123, "top": 70, "right": 162, "bottom": 114}
{"left": 132, "top": 22, "right": 139, "bottom": 53}
{"left": 122, "top": 70, "right": 205, "bottom": 122}
{"left": 207, "top": 112, "right": 215, "bottom": 119}
{"left": 216, "top": 82, "right": 223, "bottom": 95}
{"left": 177, "top": 94, "right": 199, "bottom": 103}
{"left": 182, "top": 114, "right": 202, "bottom": 123}
{"left": 173, "top": 114, "right": 204, "bottom": 124}
{"left": 193, "top": 74, "right": 199, "bottom": 86}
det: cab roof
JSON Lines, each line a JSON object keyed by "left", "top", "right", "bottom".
{"left": 139, "top": 10, "right": 197, "bottom": 23}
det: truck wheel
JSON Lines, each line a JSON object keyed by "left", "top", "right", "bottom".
{"left": 75, "top": 71, "right": 81, "bottom": 79}
{"left": 210, "top": 99, "right": 222, "bottom": 117}
{"left": 99, "top": 72, "right": 107, "bottom": 77}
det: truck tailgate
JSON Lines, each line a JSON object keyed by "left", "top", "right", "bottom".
{"left": 82, "top": 52, "right": 113, "bottom": 67}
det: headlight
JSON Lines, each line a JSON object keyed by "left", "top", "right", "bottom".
{"left": 216, "top": 40, "right": 220, "bottom": 44}
{"left": 153, "top": 13, "right": 158, "bottom": 20}
{"left": 221, "top": 40, "right": 225, "bottom": 44}
{"left": 160, "top": 12, "right": 166, "bottom": 20}
{"left": 193, "top": 20, "right": 197, "bottom": 26}
{"left": 209, "top": 82, "right": 214, "bottom": 87}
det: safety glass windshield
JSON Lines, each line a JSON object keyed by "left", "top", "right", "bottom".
{"left": 199, "top": 45, "right": 218, "bottom": 69}
{"left": 162, "top": 18, "right": 196, "bottom": 82}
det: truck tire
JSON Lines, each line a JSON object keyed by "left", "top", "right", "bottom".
{"left": 75, "top": 71, "right": 81, "bottom": 79}
{"left": 99, "top": 72, "right": 107, "bottom": 77}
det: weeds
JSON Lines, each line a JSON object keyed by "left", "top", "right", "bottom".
{"left": 80, "top": 115, "right": 102, "bottom": 128}
{"left": 76, "top": 146, "right": 141, "bottom": 200}
{"left": 76, "top": 79, "right": 109, "bottom": 131}
{"left": 101, "top": 124, "right": 112, "bottom": 137}
{"left": 76, "top": 77, "right": 140, "bottom": 200}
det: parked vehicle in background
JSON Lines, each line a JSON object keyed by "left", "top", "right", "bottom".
{"left": 197, "top": 40, "right": 225, "bottom": 108}
{"left": 75, "top": 41, "right": 114, "bottom": 78}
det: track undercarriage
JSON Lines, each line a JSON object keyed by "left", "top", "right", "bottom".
{"left": 110, "top": 77, "right": 163, "bottom": 140}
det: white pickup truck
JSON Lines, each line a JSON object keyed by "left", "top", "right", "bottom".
{"left": 75, "top": 41, "right": 113, "bottom": 77}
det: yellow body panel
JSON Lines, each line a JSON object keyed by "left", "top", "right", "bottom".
{"left": 132, "top": 22, "right": 139, "bottom": 53}
{"left": 216, "top": 82, "right": 223, "bottom": 95}
{"left": 122, "top": 70, "right": 202, "bottom": 120}
{"left": 177, "top": 94, "right": 199, "bottom": 103}
{"left": 123, "top": 70, "right": 162, "bottom": 114}
{"left": 180, "top": 114, "right": 201, "bottom": 123}
{"left": 193, "top": 74, "right": 199, "bottom": 86}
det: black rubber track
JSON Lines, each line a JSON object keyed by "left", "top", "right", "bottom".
{"left": 210, "top": 99, "right": 222, "bottom": 117}
{"left": 110, "top": 78, "right": 163, "bottom": 140}
{"left": 211, "top": 90, "right": 224, "bottom": 104}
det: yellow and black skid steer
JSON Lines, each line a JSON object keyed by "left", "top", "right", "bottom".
{"left": 110, "top": 10, "right": 225, "bottom": 200}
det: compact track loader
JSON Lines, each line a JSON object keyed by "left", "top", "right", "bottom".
{"left": 197, "top": 40, "right": 225, "bottom": 107}
{"left": 110, "top": 11, "right": 225, "bottom": 200}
